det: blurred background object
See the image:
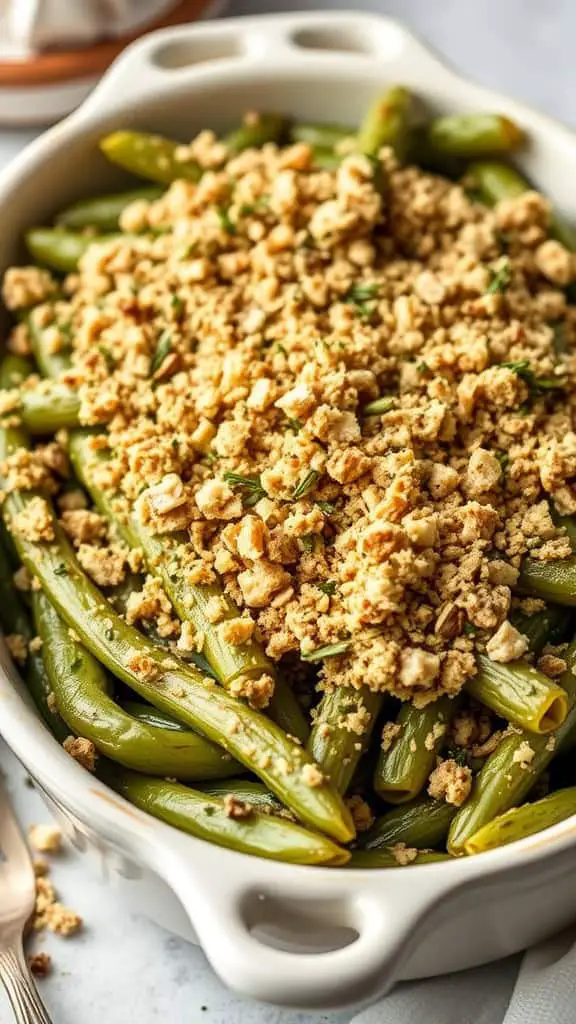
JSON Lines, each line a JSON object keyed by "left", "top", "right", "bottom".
{"left": 0, "top": 0, "right": 225, "bottom": 125}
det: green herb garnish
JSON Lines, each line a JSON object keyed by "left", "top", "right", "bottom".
{"left": 217, "top": 205, "right": 237, "bottom": 235}
{"left": 486, "top": 258, "right": 512, "bottom": 294}
{"left": 302, "top": 639, "right": 352, "bottom": 661}
{"left": 54, "top": 565, "right": 69, "bottom": 577}
{"left": 150, "top": 330, "right": 172, "bottom": 376}
{"left": 496, "top": 451, "right": 509, "bottom": 473}
{"left": 97, "top": 344, "right": 114, "bottom": 371}
{"left": 170, "top": 294, "right": 184, "bottom": 317}
{"left": 344, "top": 282, "right": 380, "bottom": 319}
{"left": 500, "top": 359, "right": 565, "bottom": 396}
{"left": 223, "top": 472, "right": 267, "bottom": 507}
{"left": 316, "top": 500, "right": 336, "bottom": 515}
{"left": 292, "top": 469, "right": 320, "bottom": 500}
{"left": 301, "top": 534, "right": 319, "bottom": 552}
{"left": 104, "top": 627, "right": 115, "bottom": 641}
{"left": 286, "top": 417, "right": 302, "bottom": 433}
{"left": 416, "top": 361, "right": 430, "bottom": 375}
{"left": 317, "top": 580, "right": 337, "bottom": 596}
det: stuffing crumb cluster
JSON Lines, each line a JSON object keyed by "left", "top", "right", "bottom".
{"left": 5, "top": 127, "right": 576, "bottom": 710}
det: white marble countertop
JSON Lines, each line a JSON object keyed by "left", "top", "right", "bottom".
{"left": 0, "top": 2, "right": 574, "bottom": 1021}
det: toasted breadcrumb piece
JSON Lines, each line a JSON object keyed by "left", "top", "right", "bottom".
{"left": 5, "top": 633, "right": 27, "bottom": 665}
{"left": 380, "top": 721, "right": 402, "bottom": 752}
{"left": 427, "top": 759, "right": 472, "bottom": 807}
{"left": 11, "top": 497, "right": 54, "bottom": 543}
{"left": 301, "top": 763, "right": 325, "bottom": 788}
{"left": 486, "top": 620, "right": 529, "bottom": 663}
{"left": 29, "top": 824, "right": 62, "bottom": 854}
{"left": 512, "top": 740, "right": 535, "bottom": 768}
{"left": 2, "top": 266, "right": 55, "bottom": 310}
{"left": 28, "top": 952, "right": 52, "bottom": 977}
{"left": 346, "top": 794, "right": 374, "bottom": 832}
{"left": 229, "top": 672, "right": 275, "bottom": 709}
{"left": 391, "top": 843, "right": 419, "bottom": 866}
{"left": 223, "top": 795, "right": 253, "bottom": 819}
{"left": 63, "top": 736, "right": 98, "bottom": 772}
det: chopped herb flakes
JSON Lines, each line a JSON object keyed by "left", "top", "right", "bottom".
{"left": 316, "top": 500, "right": 336, "bottom": 515}
{"left": 302, "top": 640, "right": 352, "bottom": 661}
{"left": 292, "top": 470, "right": 320, "bottom": 500}
{"left": 317, "top": 580, "right": 337, "bottom": 596}
{"left": 500, "top": 359, "right": 565, "bottom": 396}
{"left": 216, "top": 206, "right": 237, "bottom": 235}
{"left": 344, "top": 282, "right": 380, "bottom": 318}
{"left": 486, "top": 259, "right": 512, "bottom": 294}
{"left": 150, "top": 331, "right": 172, "bottom": 375}
{"left": 223, "top": 472, "right": 266, "bottom": 507}
{"left": 53, "top": 565, "right": 69, "bottom": 576}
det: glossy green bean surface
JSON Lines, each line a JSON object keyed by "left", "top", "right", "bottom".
{"left": 374, "top": 697, "right": 455, "bottom": 803}
{"left": 4, "top": 493, "right": 353, "bottom": 843}
{"left": 464, "top": 786, "right": 576, "bottom": 853}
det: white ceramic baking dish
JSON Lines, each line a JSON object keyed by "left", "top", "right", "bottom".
{"left": 2, "top": 11, "right": 576, "bottom": 1012}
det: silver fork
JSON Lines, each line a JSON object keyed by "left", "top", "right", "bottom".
{"left": 0, "top": 777, "right": 54, "bottom": 1023}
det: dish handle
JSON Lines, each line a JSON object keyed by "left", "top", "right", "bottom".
{"left": 161, "top": 838, "right": 458, "bottom": 1010}
{"left": 76, "top": 11, "right": 456, "bottom": 119}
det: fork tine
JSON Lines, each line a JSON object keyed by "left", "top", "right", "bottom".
{"left": 0, "top": 778, "right": 32, "bottom": 869}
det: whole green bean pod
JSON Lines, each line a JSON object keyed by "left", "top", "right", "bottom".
{"left": 35, "top": 592, "right": 240, "bottom": 780}
{"left": 448, "top": 640, "right": 576, "bottom": 854}
{"left": 519, "top": 556, "right": 576, "bottom": 607}
{"left": 0, "top": 353, "right": 33, "bottom": 388}
{"left": 348, "top": 849, "right": 450, "bottom": 868}
{"left": 194, "top": 779, "right": 284, "bottom": 815}
{"left": 56, "top": 187, "right": 163, "bottom": 231}
{"left": 17, "top": 381, "right": 80, "bottom": 433}
{"left": 291, "top": 123, "right": 354, "bottom": 148}
{"left": 466, "top": 160, "right": 576, "bottom": 251}
{"left": 0, "top": 545, "right": 67, "bottom": 739}
{"left": 464, "top": 786, "right": 576, "bottom": 854}
{"left": 361, "top": 798, "right": 456, "bottom": 851}
{"left": 223, "top": 113, "right": 288, "bottom": 153}
{"left": 100, "top": 131, "right": 202, "bottom": 185}
{"left": 4, "top": 494, "right": 353, "bottom": 843}
{"left": 427, "top": 114, "right": 524, "bottom": 158}
{"left": 67, "top": 430, "right": 308, "bottom": 742}
{"left": 25, "top": 229, "right": 120, "bottom": 273}
{"left": 356, "top": 85, "right": 414, "bottom": 159}
{"left": 468, "top": 655, "right": 567, "bottom": 734}
{"left": 374, "top": 696, "right": 456, "bottom": 804}
{"left": 107, "top": 769, "right": 349, "bottom": 866}
{"left": 308, "top": 687, "right": 383, "bottom": 794}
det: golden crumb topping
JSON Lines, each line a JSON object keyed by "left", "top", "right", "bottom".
{"left": 8, "top": 134, "right": 576, "bottom": 708}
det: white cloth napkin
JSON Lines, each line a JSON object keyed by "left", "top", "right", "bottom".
{"left": 352, "top": 926, "right": 576, "bottom": 1023}
{"left": 0, "top": 0, "right": 178, "bottom": 59}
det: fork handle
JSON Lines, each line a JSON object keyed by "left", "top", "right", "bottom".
{"left": 0, "top": 943, "right": 54, "bottom": 1024}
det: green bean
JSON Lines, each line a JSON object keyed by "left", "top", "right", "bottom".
{"left": 194, "top": 779, "right": 284, "bottom": 815}
{"left": 67, "top": 430, "right": 309, "bottom": 742}
{"left": 3, "top": 494, "right": 353, "bottom": 842}
{"left": 356, "top": 85, "right": 414, "bottom": 159}
{"left": 224, "top": 113, "right": 288, "bottom": 153}
{"left": 519, "top": 556, "right": 576, "bottom": 607}
{"left": 448, "top": 640, "right": 576, "bottom": 854}
{"left": 467, "top": 160, "right": 576, "bottom": 251}
{"left": 27, "top": 320, "right": 309, "bottom": 740}
{"left": 27, "top": 312, "right": 70, "bottom": 380}
{"left": 0, "top": 353, "right": 33, "bottom": 388}
{"left": 427, "top": 114, "right": 524, "bottom": 158}
{"left": 35, "top": 592, "right": 240, "bottom": 780}
{"left": 17, "top": 381, "right": 80, "bottom": 433}
{"left": 121, "top": 700, "right": 196, "bottom": 732}
{"left": 361, "top": 798, "right": 456, "bottom": 851}
{"left": 510, "top": 605, "right": 574, "bottom": 655}
{"left": 291, "top": 123, "right": 353, "bottom": 148}
{"left": 468, "top": 655, "right": 567, "bottom": 734}
{"left": 100, "top": 131, "right": 202, "bottom": 186}
{"left": 464, "top": 786, "right": 576, "bottom": 854}
{"left": 107, "top": 769, "right": 349, "bottom": 866}
{"left": 25, "top": 228, "right": 119, "bottom": 273}
{"left": 374, "top": 696, "right": 455, "bottom": 803}
{"left": 308, "top": 687, "right": 383, "bottom": 794}
{"left": 0, "top": 545, "right": 67, "bottom": 739}
{"left": 348, "top": 849, "right": 450, "bottom": 868}
{"left": 56, "top": 188, "right": 163, "bottom": 231}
